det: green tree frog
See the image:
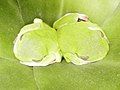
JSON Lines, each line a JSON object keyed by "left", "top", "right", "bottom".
{"left": 53, "top": 13, "right": 109, "bottom": 65}
{"left": 13, "top": 18, "right": 61, "bottom": 66}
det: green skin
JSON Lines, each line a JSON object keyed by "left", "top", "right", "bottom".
{"left": 13, "top": 18, "right": 61, "bottom": 66}
{"left": 53, "top": 13, "right": 109, "bottom": 65}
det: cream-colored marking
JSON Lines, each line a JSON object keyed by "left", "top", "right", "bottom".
{"left": 20, "top": 53, "right": 61, "bottom": 66}
{"left": 88, "top": 27, "right": 98, "bottom": 30}
{"left": 71, "top": 58, "right": 90, "bottom": 65}
{"left": 34, "top": 18, "right": 42, "bottom": 23}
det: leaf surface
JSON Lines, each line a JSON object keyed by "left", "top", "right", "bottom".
{"left": 0, "top": 0, "right": 120, "bottom": 90}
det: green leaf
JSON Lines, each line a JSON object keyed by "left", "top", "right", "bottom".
{"left": 0, "top": 58, "right": 37, "bottom": 90}
{"left": 17, "top": 0, "right": 63, "bottom": 26}
{"left": 102, "top": 3, "right": 120, "bottom": 61}
{"left": 0, "top": 0, "right": 24, "bottom": 59}
{"left": 0, "top": 0, "right": 120, "bottom": 90}
{"left": 34, "top": 61, "right": 120, "bottom": 90}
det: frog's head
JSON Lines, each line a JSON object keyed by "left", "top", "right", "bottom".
{"left": 53, "top": 13, "right": 89, "bottom": 29}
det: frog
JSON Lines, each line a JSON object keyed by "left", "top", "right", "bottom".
{"left": 53, "top": 13, "right": 109, "bottom": 65}
{"left": 13, "top": 18, "right": 62, "bottom": 66}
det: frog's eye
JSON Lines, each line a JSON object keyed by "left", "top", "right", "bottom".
{"left": 77, "top": 18, "right": 86, "bottom": 22}
{"left": 77, "top": 14, "right": 88, "bottom": 22}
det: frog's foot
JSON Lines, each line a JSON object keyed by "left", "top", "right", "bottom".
{"left": 64, "top": 53, "right": 90, "bottom": 65}
{"left": 20, "top": 52, "right": 62, "bottom": 66}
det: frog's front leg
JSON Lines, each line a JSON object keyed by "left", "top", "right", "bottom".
{"left": 64, "top": 53, "right": 90, "bottom": 65}
{"left": 20, "top": 52, "right": 61, "bottom": 66}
